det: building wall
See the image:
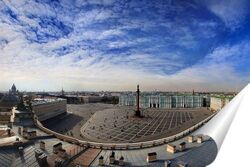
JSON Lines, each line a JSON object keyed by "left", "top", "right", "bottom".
{"left": 33, "top": 99, "right": 67, "bottom": 121}
{"left": 82, "top": 96, "right": 103, "bottom": 103}
{"left": 0, "top": 112, "right": 11, "bottom": 123}
{"left": 0, "top": 101, "right": 15, "bottom": 124}
{"left": 159, "top": 96, "right": 172, "bottom": 108}
{"left": 210, "top": 97, "right": 223, "bottom": 112}
{"left": 210, "top": 96, "right": 232, "bottom": 112}
{"left": 0, "top": 106, "right": 11, "bottom": 112}
{"left": 119, "top": 94, "right": 136, "bottom": 106}
{"left": 119, "top": 94, "right": 205, "bottom": 109}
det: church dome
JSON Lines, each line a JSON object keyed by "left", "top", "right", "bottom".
{"left": 9, "top": 83, "right": 18, "bottom": 95}
{"left": 11, "top": 84, "right": 16, "bottom": 91}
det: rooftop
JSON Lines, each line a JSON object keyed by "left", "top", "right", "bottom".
{"left": 0, "top": 94, "right": 19, "bottom": 108}
{"left": 32, "top": 98, "right": 66, "bottom": 106}
{"left": 90, "top": 135, "right": 217, "bottom": 166}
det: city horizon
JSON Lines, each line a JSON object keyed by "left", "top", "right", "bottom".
{"left": 0, "top": 83, "right": 241, "bottom": 93}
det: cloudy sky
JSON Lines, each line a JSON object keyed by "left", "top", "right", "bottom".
{"left": 0, "top": 0, "right": 250, "bottom": 92}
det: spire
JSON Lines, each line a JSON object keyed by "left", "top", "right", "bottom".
{"left": 61, "top": 88, "right": 65, "bottom": 96}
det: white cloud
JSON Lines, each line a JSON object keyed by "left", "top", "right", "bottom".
{"left": 168, "top": 41, "right": 250, "bottom": 91}
{"left": 204, "top": 0, "right": 249, "bottom": 30}
{"left": 0, "top": 0, "right": 249, "bottom": 92}
{"left": 98, "top": 29, "right": 124, "bottom": 39}
{"left": 0, "top": 42, "right": 248, "bottom": 92}
{"left": 74, "top": 0, "right": 115, "bottom": 7}
{"left": 5, "top": 0, "right": 56, "bottom": 18}
{"left": 208, "top": 41, "right": 250, "bottom": 62}
{"left": 1, "top": 23, "right": 248, "bottom": 92}
{"left": 75, "top": 8, "right": 114, "bottom": 26}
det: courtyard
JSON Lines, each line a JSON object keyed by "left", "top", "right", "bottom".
{"left": 43, "top": 104, "right": 213, "bottom": 143}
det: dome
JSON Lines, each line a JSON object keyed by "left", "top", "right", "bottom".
{"left": 0, "top": 94, "right": 19, "bottom": 108}
{"left": 11, "top": 84, "right": 16, "bottom": 91}
{"left": 9, "top": 83, "right": 17, "bottom": 95}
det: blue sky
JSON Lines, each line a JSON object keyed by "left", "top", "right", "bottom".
{"left": 0, "top": 0, "right": 250, "bottom": 91}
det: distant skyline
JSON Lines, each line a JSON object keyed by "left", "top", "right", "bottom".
{"left": 0, "top": 0, "right": 250, "bottom": 92}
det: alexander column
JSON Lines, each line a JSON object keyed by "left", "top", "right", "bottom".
{"left": 135, "top": 84, "right": 141, "bottom": 117}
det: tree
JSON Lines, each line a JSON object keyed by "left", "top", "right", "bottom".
{"left": 17, "top": 94, "right": 26, "bottom": 111}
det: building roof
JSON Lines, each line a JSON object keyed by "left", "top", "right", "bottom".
{"left": 148, "top": 152, "right": 157, "bottom": 156}
{"left": 91, "top": 135, "right": 216, "bottom": 167}
{"left": 210, "top": 94, "right": 234, "bottom": 100}
{"left": 167, "top": 144, "right": 176, "bottom": 147}
{"left": 32, "top": 98, "right": 66, "bottom": 106}
{"left": 53, "top": 142, "right": 62, "bottom": 147}
{"left": 0, "top": 94, "right": 19, "bottom": 108}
